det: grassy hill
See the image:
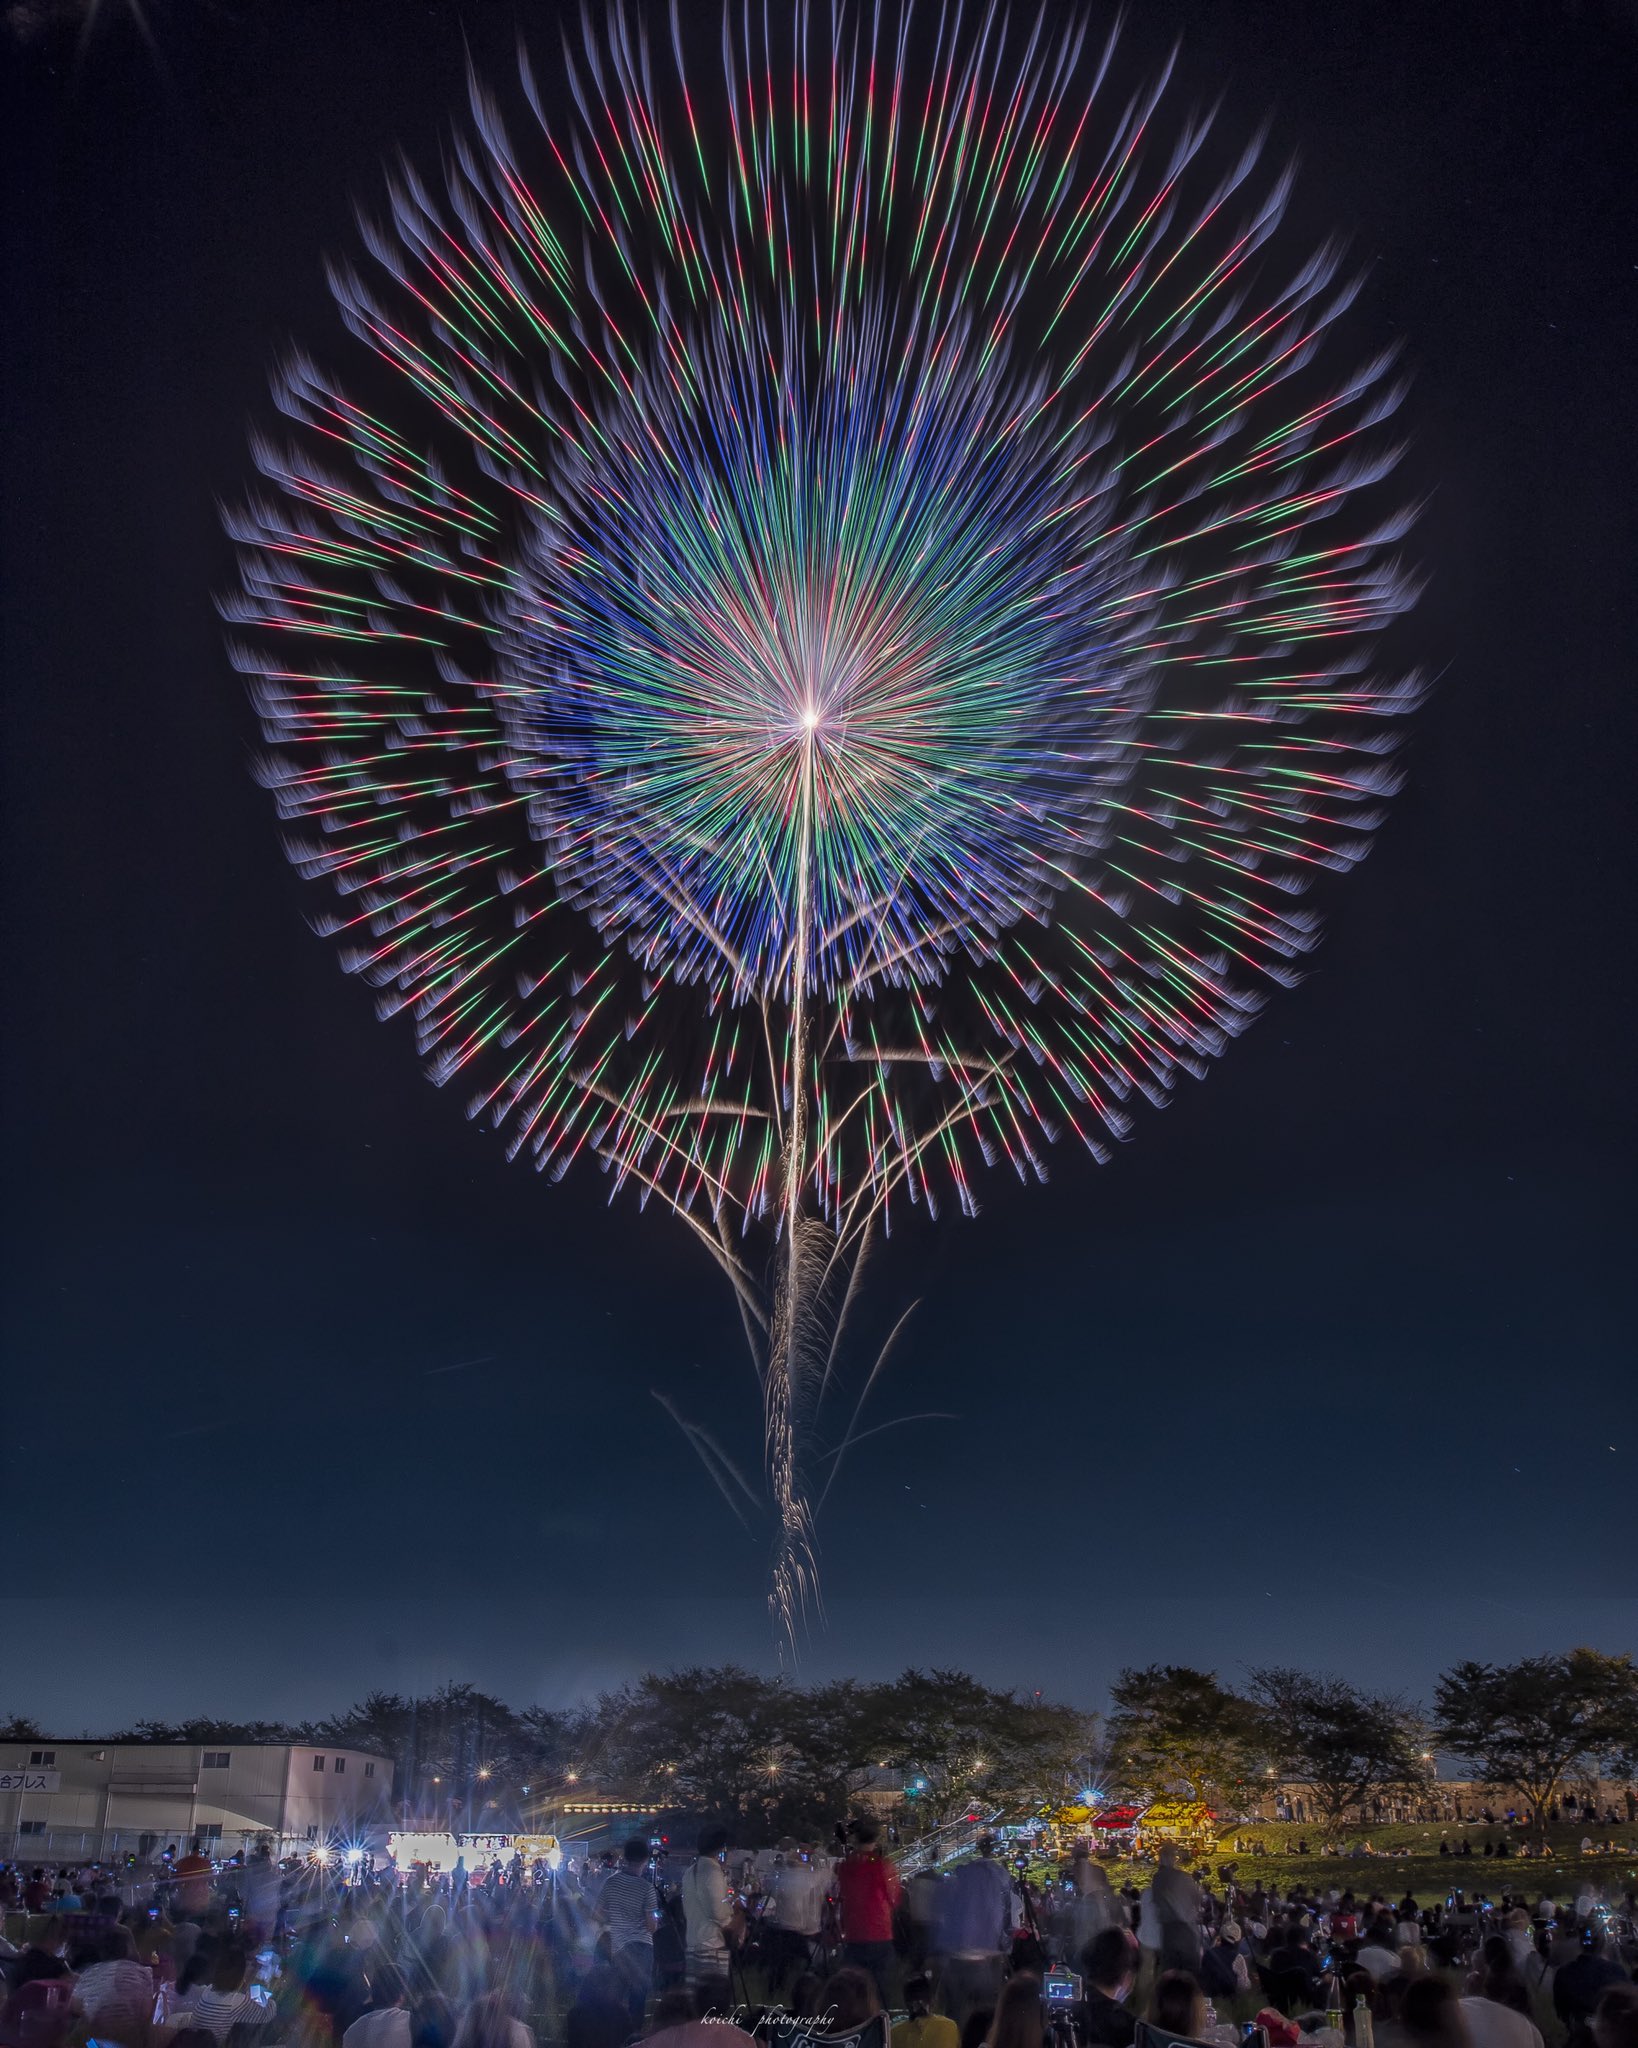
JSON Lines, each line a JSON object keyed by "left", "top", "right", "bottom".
{"left": 1172, "top": 1815, "right": 1636, "bottom": 1906}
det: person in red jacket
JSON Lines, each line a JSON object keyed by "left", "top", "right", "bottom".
{"left": 835, "top": 1818, "right": 902, "bottom": 2006}
{"left": 173, "top": 1840, "right": 214, "bottom": 1916}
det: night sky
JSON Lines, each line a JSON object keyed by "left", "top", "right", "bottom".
{"left": 4, "top": 0, "right": 1635, "bottom": 1732}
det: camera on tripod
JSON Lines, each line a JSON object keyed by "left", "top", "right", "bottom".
{"left": 1042, "top": 1967, "right": 1082, "bottom": 2007}
{"left": 1040, "top": 1968, "right": 1084, "bottom": 2048}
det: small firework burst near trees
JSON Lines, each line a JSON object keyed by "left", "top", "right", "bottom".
{"left": 225, "top": 1, "right": 1421, "bottom": 1648}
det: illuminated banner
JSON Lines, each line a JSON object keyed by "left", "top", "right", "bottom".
{"left": 386, "top": 1831, "right": 560, "bottom": 1875}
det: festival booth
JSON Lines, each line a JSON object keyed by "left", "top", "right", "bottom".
{"left": 512, "top": 1834, "right": 562, "bottom": 1865}
{"left": 385, "top": 1831, "right": 560, "bottom": 1880}
{"left": 1033, "top": 1802, "right": 1098, "bottom": 1859}
{"left": 1133, "top": 1801, "right": 1219, "bottom": 1858}
{"left": 1088, "top": 1804, "right": 1143, "bottom": 1856}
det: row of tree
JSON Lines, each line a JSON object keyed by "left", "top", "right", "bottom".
{"left": 8, "top": 1648, "right": 1636, "bottom": 1842}
{"left": 4, "top": 1673, "right": 1097, "bottom": 1841}
{"left": 1108, "top": 1651, "right": 1638, "bottom": 1838}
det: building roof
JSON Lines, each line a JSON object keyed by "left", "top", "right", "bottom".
{"left": 14, "top": 1739, "right": 391, "bottom": 1758}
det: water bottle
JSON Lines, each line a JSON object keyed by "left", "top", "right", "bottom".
{"left": 1353, "top": 1995, "right": 1375, "bottom": 2048}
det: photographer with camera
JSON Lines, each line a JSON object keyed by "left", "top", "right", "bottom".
{"left": 766, "top": 1841, "right": 827, "bottom": 1992}
{"left": 835, "top": 1818, "right": 903, "bottom": 2008}
{"left": 680, "top": 1828, "right": 738, "bottom": 2015}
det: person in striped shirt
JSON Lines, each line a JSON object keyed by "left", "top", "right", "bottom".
{"left": 595, "top": 1838, "right": 660, "bottom": 2021}
{"left": 70, "top": 1925, "right": 154, "bottom": 2047}
{"left": 184, "top": 1947, "right": 268, "bottom": 2041}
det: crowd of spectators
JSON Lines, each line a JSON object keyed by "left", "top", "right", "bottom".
{"left": 3, "top": 1826, "right": 1637, "bottom": 2048}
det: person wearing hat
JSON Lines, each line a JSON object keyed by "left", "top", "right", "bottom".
{"left": 1200, "top": 1919, "right": 1251, "bottom": 2000}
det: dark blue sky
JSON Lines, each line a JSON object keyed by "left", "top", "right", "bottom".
{"left": 3, "top": 0, "right": 1635, "bottom": 1729}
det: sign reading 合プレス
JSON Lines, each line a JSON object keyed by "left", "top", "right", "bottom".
{"left": 0, "top": 1770, "right": 61, "bottom": 1792}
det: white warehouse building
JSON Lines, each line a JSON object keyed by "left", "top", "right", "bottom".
{"left": 1, "top": 1740, "right": 394, "bottom": 1862}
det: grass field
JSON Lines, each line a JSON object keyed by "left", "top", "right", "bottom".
{"left": 1018, "top": 1815, "right": 1638, "bottom": 1924}
{"left": 1176, "top": 1816, "right": 1638, "bottom": 1907}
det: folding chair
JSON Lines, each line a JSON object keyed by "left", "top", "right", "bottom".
{"left": 0, "top": 1980, "right": 75, "bottom": 2048}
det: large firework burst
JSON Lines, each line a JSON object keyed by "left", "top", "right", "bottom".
{"left": 225, "top": 1, "right": 1420, "bottom": 1645}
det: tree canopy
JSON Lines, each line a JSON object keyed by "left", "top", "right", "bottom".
{"left": 14, "top": 1646, "right": 1631, "bottom": 1843}
{"left": 1249, "top": 1667, "right": 1428, "bottom": 1829}
{"left": 1432, "top": 1650, "right": 1638, "bottom": 1835}
{"left": 1107, "top": 1665, "right": 1262, "bottom": 1803}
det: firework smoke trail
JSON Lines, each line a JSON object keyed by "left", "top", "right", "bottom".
{"left": 225, "top": 1, "right": 1421, "bottom": 1650}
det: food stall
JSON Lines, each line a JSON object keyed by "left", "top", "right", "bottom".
{"left": 1133, "top": 1800, "right": 1219, "bottom": 1857}
{"left": 1034, "top": 1801, "right": 1096, "bottom": 1858}
{"left": 1088, "top": 1804, "right": 1143, "bottom": 1856}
